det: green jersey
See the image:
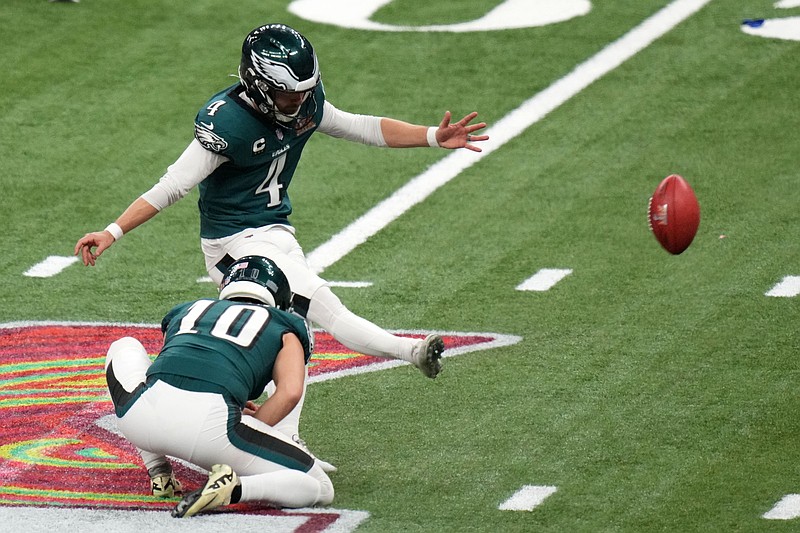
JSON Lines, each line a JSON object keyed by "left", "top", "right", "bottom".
{"left": 147, "top": 298, "right": 312, "bottom": 406}
{"left": 193, "top": 83, "right": 326, "bottom": 238}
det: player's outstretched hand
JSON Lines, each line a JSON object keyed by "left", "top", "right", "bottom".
{"left": 435, "top": 111, "right": 489, "bottom": 152}
{"left": 74, "top": 230, "right": 115, "bottom": 266}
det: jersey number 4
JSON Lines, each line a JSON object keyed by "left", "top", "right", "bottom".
{"left": 255, "top": 154, "right": 287, "bottom": 208}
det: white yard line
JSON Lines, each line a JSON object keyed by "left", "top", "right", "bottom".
{"left": 307, "top": 0, "right": 714, "bottom": 275}
{"left": 0, "top": 506, "right": 369, "bottom": 533}
{"left": 196, "top": 276, "right": 372, "bottom": 287}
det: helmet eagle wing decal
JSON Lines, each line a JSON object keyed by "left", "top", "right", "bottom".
{"left": 250, "top": 51, "right": 308, "bottom": 92}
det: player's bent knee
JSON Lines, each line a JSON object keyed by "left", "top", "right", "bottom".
{"left": 105, "top": 336, "right": 147, "bottom": 369}
{"left": 105, "top": 337, "right": 152, "bottom": 390}
{"left": 309, "top": 464, "right": 335, "bottom": 505}
{"left": 318, "top": 480, "right": 334, "bottom": 506}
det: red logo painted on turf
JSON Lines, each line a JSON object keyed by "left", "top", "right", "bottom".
{"left": 0, "top": 322, "right": 519, "bottom": 530}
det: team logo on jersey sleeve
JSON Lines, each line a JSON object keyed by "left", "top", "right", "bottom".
{"left": 194, "top": 121, "right": 229, "bottom": 152}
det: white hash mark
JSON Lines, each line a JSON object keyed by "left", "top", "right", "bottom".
{"left": 499, "top": 485, "right": 558, "bottom": 511}
{"left": 24, "top": 256, "right": 79, "bottom": 278}
{"left": 516, "top": 269, "right": 573, "bottom": 292}
{"left": 765, "top": 276, "right": 800, "bottom": 297}
{"left": 763, "top": 494, "right": 800, "bottom": 520}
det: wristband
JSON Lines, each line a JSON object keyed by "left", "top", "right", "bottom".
{"left": 426, "top": 126, "right": 439, "bottom": 148}
{"left": 105, "top": 223, "right": 124, "bottom": 241}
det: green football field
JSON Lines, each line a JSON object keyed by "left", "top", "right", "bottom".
{"left": 2, "top": 0, "right": 800, "bottom": 531}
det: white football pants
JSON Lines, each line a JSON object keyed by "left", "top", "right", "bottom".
{"left": 201, "top": 224, "right": 417, "bottom": 362}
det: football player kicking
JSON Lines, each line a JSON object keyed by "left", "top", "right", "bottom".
{"left": 106, "top": 256, "right": 333, "bottom": 516}
{"left": 76, "top": 23, "right": 489, "bottom": 473}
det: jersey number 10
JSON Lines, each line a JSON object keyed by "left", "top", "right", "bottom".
{"left": 175, "top": 300, "right": 272, "bottom": 349}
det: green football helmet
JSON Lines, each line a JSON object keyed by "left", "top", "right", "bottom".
{"left": 219, "top": 256, "right": 292, "bottom": 310}
{"left": 238, "top": 24, "right": 320, "bottom": 126}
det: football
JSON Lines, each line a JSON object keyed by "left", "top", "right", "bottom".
{"left": 647, "top": 174, "right": 700, "bottom": 254}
